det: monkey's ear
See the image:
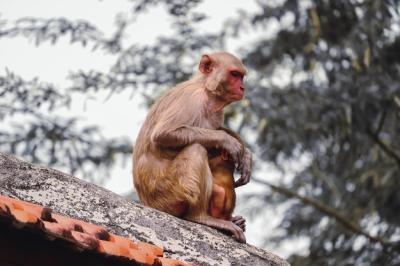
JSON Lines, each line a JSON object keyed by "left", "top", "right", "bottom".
{"left": 199, "top": 54, "right": 213, "bottom": 74}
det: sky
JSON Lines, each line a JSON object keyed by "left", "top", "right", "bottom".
{"left": 0, "top": 0, "right": 310, "bottom": 256}
{"left": 0, "top": 0, "right": 262, "bottom": 195}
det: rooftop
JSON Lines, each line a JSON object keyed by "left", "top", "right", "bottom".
{"left": 0, "top": 194, "right": 191, "bottom": 266}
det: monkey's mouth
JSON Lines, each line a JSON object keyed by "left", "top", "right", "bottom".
{"left": 240, "top": 87, "right": 245, "bottom": 92}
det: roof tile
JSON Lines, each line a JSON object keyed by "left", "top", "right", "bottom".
{"left": 157, "top": 257, "right": 191, "bottom": 266}
{"left": 109, "top": 233, "right": 136, "bottom": 249}
{"left": 42, "top": 220, "right": 66, "bottom": 236}
{"left": 70, "top": 230, "right": 100, "bottom": 250}
{"left": 126, "top": 246, "right": 156, "bottom": 265}
{"left": 0, "top": 194, "right": 193, "bottom": 266}
{"left": 0, "top": 202, "right": 8, "bottom": 213}
{"left": 10, "top": 208, "right": 39, "bottom": 224}
{"left": 137, "top": 242, "right": 164, "bottom": 257}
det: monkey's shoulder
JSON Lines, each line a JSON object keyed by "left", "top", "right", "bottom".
{"left": 155, "top": 84, "right": 204, "bottom": 108}
{"left": 153, "top": 85, "right": 205, "bottom": 115}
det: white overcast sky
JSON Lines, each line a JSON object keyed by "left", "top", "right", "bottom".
{"left": 0, "top": 0, "right": 261, "bottom": 193}
{"left": 0, "top": 0, "right": 310, "bottom": 255}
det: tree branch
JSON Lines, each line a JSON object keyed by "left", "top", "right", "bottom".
{"left": 362, "top": 110, "right": 400, "bottom": 168}
{"left": 253, "top": 177, "right": 391, "bottom": 246}
{"left": 366, "top": 129, "right": 400, "bottom": 168}
{"left": 374, "top": 110, "right": 387, "bottom": 136}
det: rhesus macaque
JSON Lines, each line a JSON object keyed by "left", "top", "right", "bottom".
{"left": 208, "top": 129, "right": 248, "bottom": 232}
{"left": 208, "top": 149, "right": 236, "bottom": 220}
{"left": 133, "top": 52, "right": 252, "bottom": 243}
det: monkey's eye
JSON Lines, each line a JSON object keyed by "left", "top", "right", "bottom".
{"left": 230, "top": 71, "right": 242, "bottom": 78}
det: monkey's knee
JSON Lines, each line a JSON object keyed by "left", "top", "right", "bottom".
{"left": 164, "top": 200, "right": 189, "bottom": 217}
{"left": 169, "top": 143, "right": 213, "bottom": 217}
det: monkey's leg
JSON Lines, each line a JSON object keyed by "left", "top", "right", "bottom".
{"left": 193, "top": 215, "right": 246, "bottom": 243}
{"left": 171, "top": 143, "right": 246, "bottom": 243}
{"left": 212, "top": 186, "right": 245, "bottom": 231}
{"left": 209, "top": 184, "right": 226, "bottom": 219}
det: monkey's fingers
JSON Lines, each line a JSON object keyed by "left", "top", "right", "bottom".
{"left": 234, "top": 177, "right": 245, "bottom": 187}
{"left": 237, "top": 149, "right": 251, "bottom": 174}
{"left": 238, "top": 147, "right": 245, "bottom": 170}
{"left": 235, "top": 221, "right": 246, "bottom": 230}
{"left": 236, "top": 161, "right": 243, "bottom": 171}
{"left": 233, "top": 154, "right": 243, "bottom": 172}
{"left": 232, "top": 227, "right": 246, "bottom": 243}
{"left": 234, "top": 172, "right": 251, "bottom": 187}
{"left": 236, "top": 157, "right": 245, "bottom": 171}
{"left": 221, "top": 221, "right": 246, "bottom": 243}
{"left": 232, "top": 216, "right": 246, "bottom": 232}
{"left": 232, "top": 216, "right": 246, "bottom": 224}
{"left": 238, "top": 223, "right": 246, "bottom": 232}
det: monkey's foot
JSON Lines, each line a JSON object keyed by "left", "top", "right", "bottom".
{"left": 231, "top": 216, "right": 246, "bottom": 232}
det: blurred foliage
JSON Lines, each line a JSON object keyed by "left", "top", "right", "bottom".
{"left": 1, "top": 0, "right": 400, "bottom": 265}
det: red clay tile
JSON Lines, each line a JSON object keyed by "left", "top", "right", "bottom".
{"left": 157, "top": 257, "right": 191, "bottom": 266}
{"left": 23, "top": 204, "right": 44, "bottom": 218}
{"left": 137, "top": 242, "right": 164, "bottom": 257}
{"left": 71, "top": 231, "right": 99, "bottom": 250}
{"left": 98, "top": 239, "right": 131, "bottom": 258}
{"left": 127, "top": 247, "right": 156, "bottom": 265}
{"left": 99, "top": 239, "right": 157, "bottom": 265}
{"left": 11, "top": 201, "right": 24, "bottom": 210}
{"left": 10, "top": 209, "right": 38, "bottom": 224}
{"left": 75, "top": 219, "right": 109, "bottom": 237}
{"left": 52, "top": 213, "right": 109, "bottom": 239}
{"left": 0, "top": 194, "right": 192, "bottom": 266}
{"left": 0, "top": 195, "right": 44, "bottom": 220}
{"left": 0, "top": 195, "right": 39, "bottom": 210}
{"left": 51, "top": 213, "right": 84, "bottom": 231}
{"left": 109, "top": 233, "right": 136, "bottom": 249}
{"left": 42, "top": 220, "right": 66, "bottom": 236}
{"left": 0, "top": 202, "right": 7, "bottom": 213}
{"left": 106, "top": 234, "right": 162, "bottom": 264}
{"left": 0, "top": 195, "right": 18, "bottom": 206}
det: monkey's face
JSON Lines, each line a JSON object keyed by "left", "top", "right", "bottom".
{"left": 223, "top": 69, "right": 246, "bottom": 102}
{"left": 199, "top": 52, "right": 247, "bottom": 104}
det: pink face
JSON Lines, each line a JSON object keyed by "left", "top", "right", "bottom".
{"left": 226, "top": 69, "right": 246, "bottom": 102}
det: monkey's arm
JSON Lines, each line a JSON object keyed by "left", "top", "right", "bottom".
{"left": 219, "top": 127, "right": 243, "bottom": 143}
{"left": 219, "top": 127, "right": 252, "bottom": 187}
{"left": 152, "top": 125, "right": 243, "bottom": 164}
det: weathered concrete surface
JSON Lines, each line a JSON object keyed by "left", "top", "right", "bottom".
{"left": 0, "top": 152, "right": 289, "bottom": 266}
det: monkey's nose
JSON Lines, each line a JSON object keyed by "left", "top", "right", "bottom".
{"left": 240, "top": 87, "right": 245, "bottom": 92}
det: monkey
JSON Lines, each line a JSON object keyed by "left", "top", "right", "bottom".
{"left": 207, "top": 128, "right": 249, "bottom": 232}
{"left": 208, "top": 148, "right": 236, "bottom": 220}
{"left": 133, "top": 52, "right": 252, "bottom": 243}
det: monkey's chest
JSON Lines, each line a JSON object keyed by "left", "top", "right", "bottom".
{"left": 200, "top": 112, "right": 224, "bottom": 129}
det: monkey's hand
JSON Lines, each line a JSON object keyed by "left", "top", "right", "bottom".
{"left": 235, "top": 148, "right": 252, "bottom": 187}
{"left": 221, "top": 133, "right": 244, "bottom": 169}
{"left": 232, "top": 216, "right": 246, "bottom": 232}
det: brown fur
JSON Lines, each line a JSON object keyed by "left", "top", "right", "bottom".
{"left": 208, "top": 129, "right": 250, "bottom": 233}
{"left": 208, "top": 150, "right": 236, "bottom": 220}
{"left": 132, "top": 52, "right": 251, "bottom": 243}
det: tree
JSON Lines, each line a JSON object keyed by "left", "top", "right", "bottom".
{"left": 1, "top": 0, "right": 399, "bottom": 265}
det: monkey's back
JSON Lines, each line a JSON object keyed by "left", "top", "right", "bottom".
{"left": 132, "top": 79, "right": 208, "bottom": 203}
